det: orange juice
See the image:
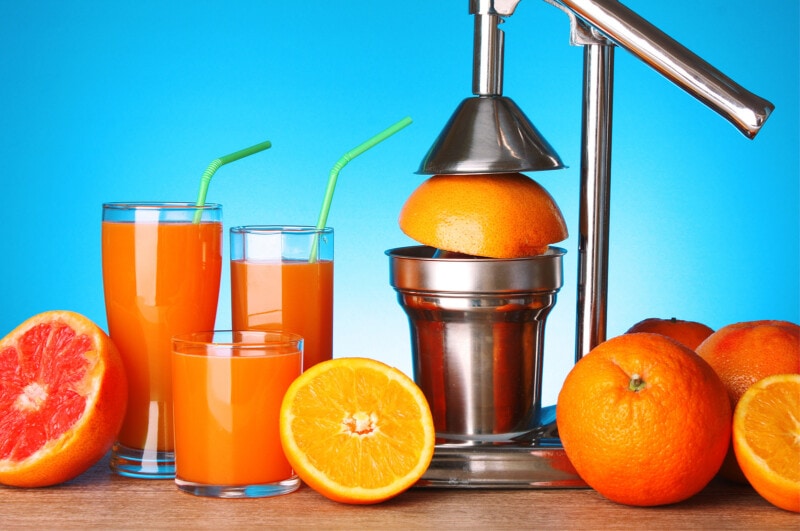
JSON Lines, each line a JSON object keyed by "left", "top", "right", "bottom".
{"left": 172, "top": 346, "right": 301, "bottom": 486}
{"left": 231, "top": 259, "right": 333, "bottom": 370}
{"left": 102, "top": 218, "right": 222, "bottom": 453}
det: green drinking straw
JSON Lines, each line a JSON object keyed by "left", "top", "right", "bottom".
{"left": 310, "top": 116, "right": 413, "bottom": 261}
{"left": 193, "top": 139, "right": 273, "bottom": 222}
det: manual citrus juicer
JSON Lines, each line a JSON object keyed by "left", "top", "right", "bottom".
{"left": 387, "top": 0, "right": 773, "bottom": 487}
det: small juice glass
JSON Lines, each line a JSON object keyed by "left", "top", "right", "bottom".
{"left": 172, "top": 330, "right": 302, "bottom": 498}
{"left": 102, "top": 202, "right": 222, "bottom": 478}
{"left": 230, "top": 226, "right": 333, "bottom": 371}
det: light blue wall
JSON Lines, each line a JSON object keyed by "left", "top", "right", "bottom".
{"left": 1, "top": 1, "right": 797, "bottom": 405}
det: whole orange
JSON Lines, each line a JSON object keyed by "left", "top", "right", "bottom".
{"left": 557, "top": 333, "right": 731, "bottom": 506}
{"left": 696, "top": 320, "right": 800, "bottom": 483}
{"left": 398, "top": 173, "right": 568, "bottom": 258}
{"left": 625, "top": 317, "right": 714, "bottom": 350}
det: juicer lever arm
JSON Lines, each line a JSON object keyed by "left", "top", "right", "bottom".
{"left": 548, "top": 0, "right": 774, "bottom": 138}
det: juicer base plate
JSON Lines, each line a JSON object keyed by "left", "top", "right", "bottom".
{"left": 415, "top": 406, "right": 588, "bottom": 489}
{"left": 416, "top": 440, "right": 586, "bottom": 488}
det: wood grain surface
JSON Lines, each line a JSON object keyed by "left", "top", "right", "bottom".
{"left": 0, "top": 454, "right": 796, "bottom": 529}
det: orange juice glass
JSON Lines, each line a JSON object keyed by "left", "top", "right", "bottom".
{"left": 102, "top": 202, "right": 222, "bottom": 478}
{"left": 172, "top": 330, "right": 302, "bottom": 498}
{"left": 230, "top": 226, "right": 333, "bottom": 371}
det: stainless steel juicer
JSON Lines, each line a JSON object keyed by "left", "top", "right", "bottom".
{"left": 388, "top": 0, "right": 773, "bottom": 488}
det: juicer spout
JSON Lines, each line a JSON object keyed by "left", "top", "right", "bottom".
{"left": 548, "top": 0, "right": 774, "bottom": 138}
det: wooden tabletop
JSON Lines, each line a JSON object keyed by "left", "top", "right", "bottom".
{"left": 1, "top": 454, "right": 796, "bottom": 529}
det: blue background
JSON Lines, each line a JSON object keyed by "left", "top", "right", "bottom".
{"left": 1, "top": 1, "right": 797, "bottom": 405}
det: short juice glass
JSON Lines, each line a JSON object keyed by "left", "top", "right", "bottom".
{"left": 172, "top": 330, "right": 302, "bottom": 498}
{"left": 230, "top": 226, "right": 333, "bottom": 371}
{"left": 102, "top": 202, "right": 223, "bottom": 478}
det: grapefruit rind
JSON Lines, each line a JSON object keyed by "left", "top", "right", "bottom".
{"left": 0, "top": 310, "right": 127, "bottom": 487}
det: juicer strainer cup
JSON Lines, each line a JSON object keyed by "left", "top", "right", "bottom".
{"left": 387, "top": 245, "right": 565, "bottom": 443}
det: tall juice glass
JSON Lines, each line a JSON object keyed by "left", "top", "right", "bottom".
{"left": 230, "top": 226, "right": 333, "bottom": 371}
{"left": 172, "top": 330, "right": 302, "bottom": 498}
{"left": 102, "top": 202, "right": 222, "bottom": 478}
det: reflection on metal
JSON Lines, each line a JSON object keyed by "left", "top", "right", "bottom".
{"left": 550, "top": 0, "right": 773, "bottom": 138}
{"left": 405, "top": 0, "right": 774, "bottom": 488}
{"left": 388, "top": 246, "right": 564, "bottom": 442}
{"left": 418, "top": 96, "right": 564, "bottom": 175}
{"left": 419, "top": 0, "right": 564, "bottom": 175}
{"left": 417, "top": 408, "right": 585, "bottom": 488}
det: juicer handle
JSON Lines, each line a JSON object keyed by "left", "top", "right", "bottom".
{"left": 553, "top": 0, "right": 774, "bottom": 138}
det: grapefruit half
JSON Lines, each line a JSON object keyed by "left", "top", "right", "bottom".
{"left": 0, "top": 310, "right": 127, "bottom": 487}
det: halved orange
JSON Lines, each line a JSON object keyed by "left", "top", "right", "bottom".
{"left": 279, "top": 357, "right": 435, "bottom": 504}
{"left": 698, "top": 320, "right": 799, "bottom": 483}
{"left": 398, "top": 173, "right": 568, "bottom": 258}
{"left": 0, "top": 311, "right": 128, "bottom": 487}
{"left": 733, "top": 373, "right": 800, "bottom": 513}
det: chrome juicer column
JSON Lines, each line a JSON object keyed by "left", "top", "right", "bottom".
{"left": 388, "top": 246, "right": 565, "bottom": 442}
